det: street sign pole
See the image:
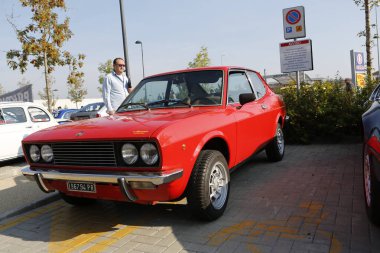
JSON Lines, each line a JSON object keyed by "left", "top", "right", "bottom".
{"left": 294, "top": 39, "right": 300, "bottom": 93}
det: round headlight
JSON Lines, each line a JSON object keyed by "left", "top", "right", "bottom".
{"left": 41, "top": 145, "right": 53, "bottom": 162}
{"left": 29, "top": 145, "right": 40, "bottom": 162}
{"left": 140, "top": 143, "right": 158, "bottom": 165}
{"left": 121, "top": 143, "right": 138, "bottom": 165}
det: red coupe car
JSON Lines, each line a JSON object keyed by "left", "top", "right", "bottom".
{"left": 22, "top": 66, "right": 286, "bottom": 220}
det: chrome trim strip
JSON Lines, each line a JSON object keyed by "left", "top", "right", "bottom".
{"left": 22, "top": 167, "right": 183, "bottom": 186}
{"left": 34, "top": 173, "right": 55, "bottom": 193}
{"left": 118, "top": 178, "right": 137, "bottom": 202}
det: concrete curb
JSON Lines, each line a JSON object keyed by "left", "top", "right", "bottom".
{"left": 0, "top": 192, "right": 60, "bottom": 222}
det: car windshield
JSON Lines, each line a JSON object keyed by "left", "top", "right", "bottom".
{"left": 118, "top": 70, "right": 223, "bottom": 112}
{"left": 79, "top": 103, "right": 104, "bottom": 112}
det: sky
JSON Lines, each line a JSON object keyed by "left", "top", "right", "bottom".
{"left": 0, "top": 0, "right": 370, "bottom": 99}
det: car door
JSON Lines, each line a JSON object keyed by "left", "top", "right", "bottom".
{"left": 246, "top": 71, "right": 274, "bottom": 142}
{"left": 227, "top": 70, "right": 268, "bottom": 163}
{"left": 0, "top": 106, "right": 29, "bottom": 160}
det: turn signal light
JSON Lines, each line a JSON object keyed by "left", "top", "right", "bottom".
{"left": 129, "top": 181, "right": 156, "bottom": 189}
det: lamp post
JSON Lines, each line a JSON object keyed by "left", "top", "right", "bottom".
{"left": 119, "top": 0, "right": 131, "bottom": 78}
{"left": 135, "top": 40, "right": 145, "bottom": 77}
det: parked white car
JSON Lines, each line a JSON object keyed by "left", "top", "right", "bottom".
{"left": 0, "top": 102, "right": 58, "bottom": 162}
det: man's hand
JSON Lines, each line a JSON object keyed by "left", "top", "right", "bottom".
{"left": 107, "top": 110, "right": 115, "bottom": 115}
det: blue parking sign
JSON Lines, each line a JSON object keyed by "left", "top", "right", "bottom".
{"left": 286, "top": 27, "right": 292, "bottom": 33}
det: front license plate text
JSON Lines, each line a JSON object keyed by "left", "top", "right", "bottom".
{"left": 67, "top": 181, "right": 96, "bottom": 193}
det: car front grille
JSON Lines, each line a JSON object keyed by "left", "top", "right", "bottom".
{"left": 52, "top": 142, "right": 117, "bottom": 167}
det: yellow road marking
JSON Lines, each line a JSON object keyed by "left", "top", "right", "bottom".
{"left": 0, "top": 201, "right": 63, "bottom": 232}
{"left": 207, "top": 201, "right": 342, "bottom": 253}
{"left": 330, "top": 237, "right": 342, "bottom": 253}
{"left": 82, "top": 225, "right": 137, "bottom": 252}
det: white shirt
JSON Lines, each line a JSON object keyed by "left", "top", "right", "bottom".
{"left": 102, "top": 71, "right": 130, "bottom": 112}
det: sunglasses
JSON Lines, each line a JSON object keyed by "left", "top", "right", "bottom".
{"left": 116, "top": 64, "right": 125, "bottom": 67}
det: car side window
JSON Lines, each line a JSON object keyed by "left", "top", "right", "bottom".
{"left": 28, "top": 107, "right": 50, "bottom": 122}
{"left": 227, "top": 72, "right": 253, "bottom": 104}
{"left": 247, "top": 72, "right": 267, "bottom": 99}
{"left": 2, "top": 107, "right": 27, "bottom": 124}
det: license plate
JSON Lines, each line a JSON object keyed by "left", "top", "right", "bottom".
{"left": 67, "top": 181, "right": 96, "bottom": 193}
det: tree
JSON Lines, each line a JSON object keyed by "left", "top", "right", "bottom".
{"left": 188, "top": 46, "right": 211, "bottom": 68}
{"left": 17, "top": 78, "right": 32, "bottom": 87}
{"left": 66, "top": 53, "right": 87, "bottom": 109}
{"left": 97, "top": 59, "right": 113, "bottom": 94}
{"left": 6, "top": 0, "right": 74, "bottom": 112}
{"left": 354, "top": 0, "right": 380, "bottom": 81}
{"left": 0, "top": 84, "right": 5, "bottom": 95}
{"left": 38, "top": 75, "right": 57, "bottom": 109}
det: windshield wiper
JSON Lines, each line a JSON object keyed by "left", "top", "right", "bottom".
{"left": 118, "top": 102, "right": 149, "bottom": 111}
{"left": 147, "top": 99, "right": 192, "bottom": 108}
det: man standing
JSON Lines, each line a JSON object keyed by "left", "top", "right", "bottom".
{"left": 102, "top": 58, "right": 132, "bottom": 115}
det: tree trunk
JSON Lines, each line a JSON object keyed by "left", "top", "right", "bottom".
{"left": 43, "top": 50, "right": 51, "bottom": 112}
{"left": 365, "top": 0, "right": 373, "bottom": 80}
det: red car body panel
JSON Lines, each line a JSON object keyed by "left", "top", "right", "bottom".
{"left": 22, "top": 66, "right": 286, "bottom": 204}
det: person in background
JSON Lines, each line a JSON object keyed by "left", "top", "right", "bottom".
{"left": 344, "top": 78, "right": 355, "bottom": 93}
{"left": 102, "top": 58, "right": 132, "bottom": 115}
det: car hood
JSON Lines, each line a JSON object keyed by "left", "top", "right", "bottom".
{"left": 23, "top": 108, "right": 210, "bottom": 142}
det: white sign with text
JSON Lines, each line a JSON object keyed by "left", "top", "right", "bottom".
{"left": 280, "top": 39, "right": 313, "bottom": 73}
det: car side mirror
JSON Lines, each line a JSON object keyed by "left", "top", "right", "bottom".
{"left": 239, "top": 93, "right": 256, "bottom": 106}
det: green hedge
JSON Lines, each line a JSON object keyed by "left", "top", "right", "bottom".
{"left": 275, "top": 81, "right": 376, "bottom": 144}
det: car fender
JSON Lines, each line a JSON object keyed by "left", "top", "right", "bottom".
{"left": 190, "top": 130, "right": 234, "bottom": 170}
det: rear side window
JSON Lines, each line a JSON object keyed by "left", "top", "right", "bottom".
{"left": 1, "top": 107, "right": 27, "bottom": 124}
{"left": 28, "top": 107, "right": 50, "bottom": 122}
{"left": 227, "top": 72, "right": 253, "bottom": 104}
{"left": 248, "top": 72, "right": 267, "bottom": 99}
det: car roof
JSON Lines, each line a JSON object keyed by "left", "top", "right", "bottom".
{"left": 0, "top": 101, "right": 40, "bottom": 107}
{"left": 145, "top": 66, "right": 256, "bottom": 79}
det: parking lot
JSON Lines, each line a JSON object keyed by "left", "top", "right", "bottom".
{"left": 0, "top": 143, "right": 379, "bottom": 253}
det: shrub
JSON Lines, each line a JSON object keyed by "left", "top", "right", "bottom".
{"left": 276, "top": 80, "right": 376, "bottom": 144}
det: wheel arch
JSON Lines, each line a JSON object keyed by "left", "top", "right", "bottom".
{"left": 202, "top": 137, "right": 230, "bottom": 165}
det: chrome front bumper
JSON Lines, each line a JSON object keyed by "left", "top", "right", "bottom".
{"left": 22, "top": 167, "right": 183, "bottom": 202}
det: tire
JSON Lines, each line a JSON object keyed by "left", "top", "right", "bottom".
{"left": 363, "top": 144, "right": 380, "bottom": 225}
{"left": 60, "top": 192, "right": 96, "bottom": 206}
{"left": 187, "top": 150, "right": 230, "bottom": 221}
{"left": 266, "top": 123, "right": 285, "bottom": 162}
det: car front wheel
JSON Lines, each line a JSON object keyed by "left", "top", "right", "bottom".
{"left": 187, "top": 150, "right": 230, "bottom": 221}
{"left": 363, "top": 144, "right": 380, "bottom": 225}
{"left": 266, "top": 123, "right": 285, "bottom": 162}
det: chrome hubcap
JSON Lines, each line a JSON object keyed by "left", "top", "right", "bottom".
{"left": 209, "top": 162, "right": 228, "bottom": 210}
{"left": 364, "top": 151, "right": 372, "bottom": 207}
{"left": 276, "top": 127, "right": 284, "bottom": 154}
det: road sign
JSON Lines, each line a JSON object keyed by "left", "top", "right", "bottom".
{"left": 283, "top": 6, "right": 306, "bottom": 40}
{"left": 354, "top": 52, "right": 365, "bottom": 72}
{"left": 356, "top": 73, "right": 366, "bottom": 87}
{"left": 279, "top": 39, "right": 313, "bottom": 73}
{"left": 350, "top": 50, "right": 366, "bottom": 87}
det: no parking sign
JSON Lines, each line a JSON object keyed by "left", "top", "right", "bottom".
{"left": 283, "top": 6, "right": 306, "bottom": 40}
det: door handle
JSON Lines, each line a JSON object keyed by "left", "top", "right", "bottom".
{"left": 261, "top": 104, "right": 268, "bottom": 109}
{"left": 25, "top": 126, "right": 33, "bottom": 128}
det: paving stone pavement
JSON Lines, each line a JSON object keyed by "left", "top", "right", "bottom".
{"left": 0, "top": 143, "right": 379, "bottom": 253}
